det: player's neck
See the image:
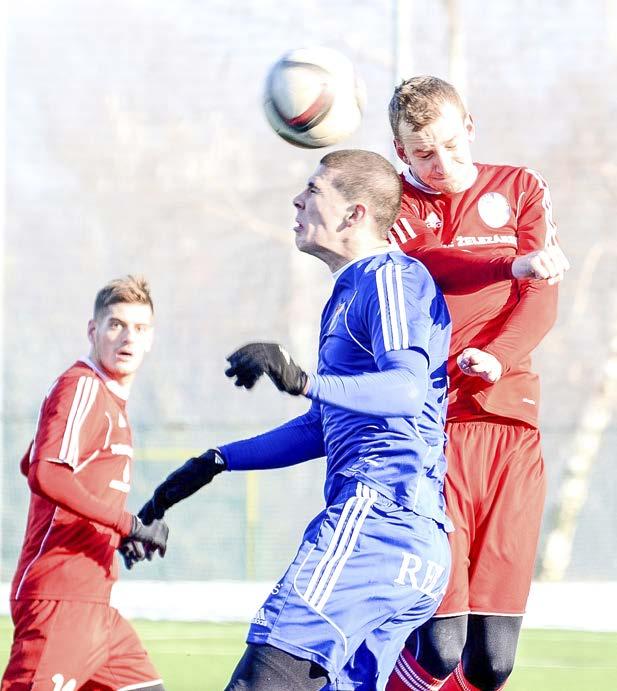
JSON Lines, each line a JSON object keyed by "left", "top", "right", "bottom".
{"left": 330, "top": 242, "right": 391, "bottom": 279}
{"left": 86, "top": 355, "right": 135, "bottom": 395}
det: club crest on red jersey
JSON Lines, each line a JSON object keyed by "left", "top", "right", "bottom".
{"left": 477, "top": 192, "right": 511, "bottom": 228}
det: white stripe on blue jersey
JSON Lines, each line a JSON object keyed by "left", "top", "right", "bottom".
{"left": 375, "top": 263, "right": 410, "bottom": 352}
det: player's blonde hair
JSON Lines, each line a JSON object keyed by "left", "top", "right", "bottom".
{"left": 389, "top": 75, "right": 467, "bottom": 138}
{"left": 93, "top": 275, "right": 154, "bottom": 319}
{"left": 320, "top": 149, "right": 402, "bottom": 239}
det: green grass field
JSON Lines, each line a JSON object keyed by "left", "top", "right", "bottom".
{"left": 2, "top": 617, "right": 616, "bottom": 689}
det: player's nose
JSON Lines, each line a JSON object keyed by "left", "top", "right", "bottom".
{"left": 123, "top": 326, "right": 137, "bottom": 343}
{"left": 293, "top": 192, "right": 304, "bottom": 209}
{"left": 434, "top": 150, "right": 453, "bottom": 176}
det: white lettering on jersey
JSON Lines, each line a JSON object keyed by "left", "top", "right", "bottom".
{"left": 52, "top": 674, "right": 77, "bottom": 691}
{"left": 110, "top": 443, "right": 133, "bottom": 458}
{"left": 109, "top": 460, "right": 131, "bottom": 493}
{"left": 455, "top": 234, "right": 517, "bottom": 248}
{"left": 477, "top": 192, "right": 511, "bottom": 228}
{"left": 394, "top": 552, "right": 446, "bottom": 601}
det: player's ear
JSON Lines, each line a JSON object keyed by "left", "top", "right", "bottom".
{"left": 87, "top": 319, "right": 97, "bottom": 345}
{"left": 346, "top": 203, "right": 366, "bottom": 227}
{"left": 464, "top": 113, "right": 475, "bottom": 142}
{"left": 393, "top": 138, "right": 409, "bottom": 165}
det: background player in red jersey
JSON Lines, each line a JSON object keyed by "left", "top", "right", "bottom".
{"left": 384, "top": 77, "right": 564, "bottom": 691}
{"left": 2, "top": 276, "right": 169, "bottom": 691}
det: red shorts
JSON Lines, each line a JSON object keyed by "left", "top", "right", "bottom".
{"left": 2, "top": 599, "right": 161, "bottom": 690}
{"left": 436, "top": 420, "right": 546, "bottom": 616}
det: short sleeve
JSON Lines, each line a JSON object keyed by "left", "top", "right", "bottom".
{"left": 32, "top": 374, "right": 105, "bottom": 469}
{"left": 361, "top": 260, "right": 434, "bottom": 367}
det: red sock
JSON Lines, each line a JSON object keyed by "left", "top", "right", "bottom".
{"left": 386, "top": 647, "right": 446, "bottom": 690}
{"left": 441, "top": 663, "right": 494, "bottom": 691}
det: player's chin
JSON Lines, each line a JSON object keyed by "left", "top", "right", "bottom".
{"left": 295, "top": 232, "right": 311, "bottom": 253}
{"left": 112, "top": 357, "right": 142, "bottom": 375}
{"left": 431, "top": 179, "right": 464, "bottom": 194}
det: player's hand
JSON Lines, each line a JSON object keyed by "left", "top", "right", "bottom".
{"left": 225, "top": 342, "right": 308, "bottom": 395}
{"left": 457, "top": 348, "right": 503, "bottom": 383}
{"left": 139, "top": 449, "right": 228, "bottom": 524}
{"left": 511, "top": 245, "right": 570, "bottom": 285}
{"left": 118, "top": 539, "right": 146, "bottom": 570}
{"left": 125, "top": 516, "right": 169, "bottom": 559}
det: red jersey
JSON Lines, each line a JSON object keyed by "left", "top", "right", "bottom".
{"left": 389, "top": 163, "right": 559, "bottom": 427}
{"left": 11, "top": 359, "right": 134, "bottom": 604}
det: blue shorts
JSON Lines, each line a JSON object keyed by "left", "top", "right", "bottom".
{"left": 246, "top": 480, "right": 451, "bottom": 690}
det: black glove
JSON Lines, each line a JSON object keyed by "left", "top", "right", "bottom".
{"left": 118, "top": 538, "right": 146, "bottom": 570}
{"left": 120, "top": 515, "right": 169, "bottom": 571}
{"left": 138, "top": 448, "right": 227, "bottom": 524}
{"left": 225, "top": 342, "right": 308, "bottom": 395}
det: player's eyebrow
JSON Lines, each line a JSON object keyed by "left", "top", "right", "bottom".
{"left": 307, "top": 180, "right": 318, "bottom": 191}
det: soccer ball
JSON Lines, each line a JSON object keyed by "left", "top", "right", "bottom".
{"left": 263, "top": 47, "right": 365, "bottom": 149}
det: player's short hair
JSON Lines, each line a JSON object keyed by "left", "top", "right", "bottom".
{"left": 320, "top": 149, "right": 402, "bottom": 238}
{"left": 389, "top": 75, "right": 467, "bottom": 138}
{"left": 93, "top": 275, "right": 154, "bottom": 320}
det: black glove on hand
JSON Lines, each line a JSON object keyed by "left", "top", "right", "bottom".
{"left": 121, "top": 516, "right": 169, "bottom": 571}
{"left": 118, "top": 538, "right": 146, "bottom": 571}
{"left": 138, "top": 448, "right": 227, "bottom": 525}
{"left": 225, "top": 342, "right": 308, "bottom": 395}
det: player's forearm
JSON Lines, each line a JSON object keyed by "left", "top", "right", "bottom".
{"left": 28, "top": 460, "right": 132, "bottom": 535}
{"left": 306, "top": 359, "right": 429, "bottom": 418}
{"left": 483, "top": 282, "right": 558, "bottom": 373}
{"left": 401, "top": 244, "right": 515, "bottom": 294}
{"left": 220, "top": 406, "right": 325, "bottom": 471}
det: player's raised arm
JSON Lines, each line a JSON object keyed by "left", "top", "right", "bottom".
{"left": 391, "top": 214, "right": 569, "bottom": 293}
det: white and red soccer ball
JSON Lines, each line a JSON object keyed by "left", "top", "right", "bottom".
{"left": 263, "top": 47, "right": 366, "bottom": 149}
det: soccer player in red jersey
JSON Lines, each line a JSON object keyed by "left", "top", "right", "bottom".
{"left": 385, "top": 77, "right": 564, "bottom": 691}
{"left": 2, "top": 276, "right": 168, "bottom": 691}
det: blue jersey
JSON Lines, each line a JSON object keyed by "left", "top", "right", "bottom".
{"left": 222, "top": 249, "right": 451, "bottom": 527}
{"left": 309, "top": 249, "right": 451, "bottom": 524}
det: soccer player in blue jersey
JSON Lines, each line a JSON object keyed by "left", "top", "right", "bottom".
{"left": 137, "top": 149, "right": 453, "bottom": 690}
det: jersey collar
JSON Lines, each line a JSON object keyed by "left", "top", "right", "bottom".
{"left": 79, "top": 357, "right": 130, "bottom": 401}
{"left": 403, "top": 165, "right": 478, "bottom": 194}
{"left": 332, "top": 246, "right": 394, "bottom": 283}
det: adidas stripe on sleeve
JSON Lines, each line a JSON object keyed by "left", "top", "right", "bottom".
{"left": 31, "top": 375, "right": 103, "bottom": 469}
